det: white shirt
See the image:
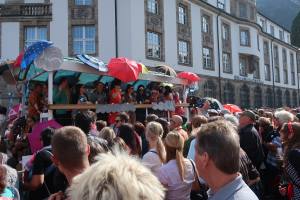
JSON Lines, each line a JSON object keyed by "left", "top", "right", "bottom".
{"left": 142, "top": 149, "right": 163, "bottom": 177}
{"left": 158, "top": 159, "right": 195, "bottom": 200}
{"left": 187, "top": 138, "right": 196, "bottom": 161}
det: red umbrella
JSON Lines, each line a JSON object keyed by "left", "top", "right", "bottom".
{"left": 14, "top": 52, "right": 24, "bottom": 68}
{"left": 223, "top": 104, "right": 242, "bottom": 114}
{"left": 108, "top": 57, "right": 141, "bottom": 83}
{"left": 177, "top": 72, "right": 200, "bottom": 83}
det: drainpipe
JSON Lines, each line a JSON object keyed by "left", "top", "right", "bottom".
{"left": 217, "top": 12, "right": 222, "bottom": 103}
{"left": 114, "top": 0, "right": 119, "bottom": 57}
{"left": 270, "top": 39, "right": 275, "bottom": 108}
{"left": 297, "top": 51, "right": 300, "bottom": 107}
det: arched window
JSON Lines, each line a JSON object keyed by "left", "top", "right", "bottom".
{"left": 276, "top": 89, "right": 282, "bottom": 107}
{"left": 254, "top": 86, "right": 262, "bottom": 108}
{"left": 284, "top": 90, "right": 291, "bottom": 107}
{"left": 203, "top": 80, "right": 217, "bottom": 98}
{"left": 223, "top": 82, "right": 235, "bottom": 104}
{"left": 265, "top": 88, "right": 273, "bottom": 108}
{"left": 240, "top": 84, "right": 250, "bottom": 108}
{"left": 292, "top": 91, "right": 298, "bottom": 107}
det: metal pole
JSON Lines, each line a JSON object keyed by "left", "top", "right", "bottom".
{"left": 48, "top": 71, "right": 53, "bottom": 120}
{"left": 114, "top": 0, "right": 119, "bottom": 57}
{"left": 217, "top": 12, "right": 222, "bottom": 102}
{"left": 270, "top": 39, "right": 275, "bottom": 108}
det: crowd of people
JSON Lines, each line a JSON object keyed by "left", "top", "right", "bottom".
{"left": 0, "top": 85, "right": 300, "bottom": 199}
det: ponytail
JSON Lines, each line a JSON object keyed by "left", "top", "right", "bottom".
{"left": 156, "top": 137, "right": 166, "bottom": 163}
{"left": 176, "top": 149, "right": 185, "bottom": 181}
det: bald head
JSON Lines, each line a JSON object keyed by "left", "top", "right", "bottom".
{"left": 170, "top": 115, "right": 183, "bottom": 130}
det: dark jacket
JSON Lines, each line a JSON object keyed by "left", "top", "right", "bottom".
{"left": 239, "top": 124, "right": 265, "bottom": 170}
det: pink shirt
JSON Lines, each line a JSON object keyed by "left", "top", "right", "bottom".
{"left": 158, "top": 159, "right": 195, "bottom": 200}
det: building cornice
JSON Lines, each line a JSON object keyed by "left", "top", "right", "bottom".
{"left": 257, "top": 11, "right": 290, "bottom": 33}
{"left": 189, "top": 0, "right": 300, "bottom": 52}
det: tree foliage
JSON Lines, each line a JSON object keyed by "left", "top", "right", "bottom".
{"left": 291, "top": 10, "right": 300, "bottom": 47}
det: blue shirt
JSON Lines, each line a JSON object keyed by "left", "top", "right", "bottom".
{"left": 207, "top": 174, "right": 258, "bottom": 200}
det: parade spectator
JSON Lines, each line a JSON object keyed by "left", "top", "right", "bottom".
{"left": 142, "top": 122, "right": 165, "bottom": 176}
{"left": 53, "top": 78, "right": 70, "bottom": 126}
{"left": 28, "top": 84, "right": 43, "bottom": 120}
{"left": 74, "top": 84, "right": 89, "bottom": 104}
{"left": 118, "top": 124, "right": 141, "bottom": 156}
{"left": 23, "top": 127, "right": 57, "bottom": 200}
{"left": 195, "top": 120, "right": 258, "bottom": 200}
{"left": 170, "top": 115, "right": 188, "bottom": 141}
{"left": 185, "top": 115, "right": 208, "bottom": 159}
{"left": 279, "top": 122, "right": 300, "bottom": 200}
{"left": 96, "top": 120, "right": 107, "bottom": 132}
{"left": 158, "top": 131, "right": 195, "bottom": 200}
{"left": 145, "top": 114, "right": 159, "bottom": 125}
{"left": 87, "top": 136, "right": 109, "bottom": 164}
{"left": 67, "top": 152, "right": 165, "bottom": 200}
{"left": 0, "top": 165, "right": 19, "bottom": 200}
{"left": 108, "top": 80, "right": 122, "bottom": 125}
{"left": 199, "top": 100, "right": 210, "bottom": 118}
{"left": 239, "top": 110, "right": 264, "bottom": 170}
{"left": 123, "top": 85, "right": 136, "bottom": 123}
{"left": 0, "top": 106, "right": 7, "bottom": 136}
{"left": 155, "top": 118, "right": 170, "bottom": 139}
{"left": 49, "top": 126, "right": 90, "bottom": 200}
{"left": 113, "top": 112, "right": 130, "bottom": 135}
{"left": 133, "top": 122, "right": 148, "bottom": 156}
{"left": 89, "top": 82, "right": 107, "bottom": 104}
{"left": 99, "top": 127, "right": 116, "bottom": 148}
{"left": 74, "top": 111, "right": 98, "bottom": 136}
{"left": 136, "top": 85, "right": 147, "bottom": 122}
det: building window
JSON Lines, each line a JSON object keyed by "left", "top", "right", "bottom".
{"left": 285, "top": 90, "right": 291, "bottom": 107}
{"left": 276, "top": 89, "right": 282, "bottom": 107}
{"left": 274, "top": 45, "right": 279, "bottom": 65}
{"left": 223, "top": 52, "right": 231, "bottom": 73}
{"left": 266, "top": 88, "right": 273, "bottom": 107}
{"left": 292, "top": 91, "right": 298, "bottom": 107}
{"left": 217, "top": 0, "right": 225, "bottom": 10}
{"left": 282, "top": 49, "right": 287, "bottom": 64}
{"left": 264, "top": 64, "right": 271, "bottom": 81}
{"left": 178, "top": 40, "right": 190, "bottom": 64}
{"left": 240, "top": 84, "right": 250, "bottom": 108}
{"left": 223, "top": 83, "right": 235, "bottom": 104}
{"left": 287, "top": 35, "right": 290, "bottom": 43}
{"left": 72, "top": 25, "right": 96, "bottom": 55}
{"left": 253, "top": 63, "right": 260, "bottom": 79}
{"left": 222, "top": 23, "right": 230, "bottom": 41}
{"left": 146, "top": 31, "right": 161, "bottom": 59}
{"left": 254, "top": 87, "right": 262, "bottom": 108}
{"left": 202, "top": 15, "right": 210, "bottom": 33}
{"left": 279, "top": 30, "right": 284, "bottom": 40}
{"left": 75, "top": 0, "right": 92, "bottom": 5}
{"left": 270, "top": 25, "right": 274, "bottom": 36}
{"left": 24, "top": 26, "right": 47, "bottom": 48}
{"left": 147, "top": 0, "right": 158, "bottom": 14}
{"left": 203, "top": 47, "right": 213, "bottom": 70}
{"left": 291, "top": 53, "right": 296, "bottom": 85}
{"left": 240, "top": 29, "right": 250, "bottom": 46}
{"left": 239, "top": 56, "right": 247, "bottom": 76}
{"left": 239, "top": 2, "right": 247, "bottom": 18}
{"left": 260, "top": 19, "right": 266, "bottom": 32}
{"left": 275, "top": 66, "right": 280, "bottom": 83}
{"left": 284, "top": 69, "right": 288, "bottom": 84}
{"left": 204, "top": 80, "right": 217, "bottom": 98}
{"left": 263, "top": 41, "right": 269, "bottom": 58}
{"left": 178, "top": 4, "right": 187, "bottom": 25}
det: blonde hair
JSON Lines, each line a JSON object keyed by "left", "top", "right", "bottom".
{"left": 164, "top": 131, "right": 185, "bottom": 181}
{"left": 146, "top": 122, "right": 166, "bottom": 163}
{"left": 67, "top": 151, "right": 165, "bottom": 200}
{"left": 99, "top": 127, "right": 116, "bottom": 146}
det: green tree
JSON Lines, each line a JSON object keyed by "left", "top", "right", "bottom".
{"left": 291, "top": 10, "right": 300, "bottom": 47}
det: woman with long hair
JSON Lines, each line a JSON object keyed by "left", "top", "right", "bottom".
{"left": 118, "top": 124, "right": 141, "bottom": 156}
{"left": 279, "top": 122, "right": 300, "bottom": 200}
{"left": 158, "top": 131, "right": 195, "bottom": 200}
{"left": 142, "top": 122, "right": 166, "bottom": 176}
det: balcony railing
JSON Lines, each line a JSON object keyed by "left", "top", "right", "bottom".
{"left": 0, "top": 3, "right": 52, "bottom": 18}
